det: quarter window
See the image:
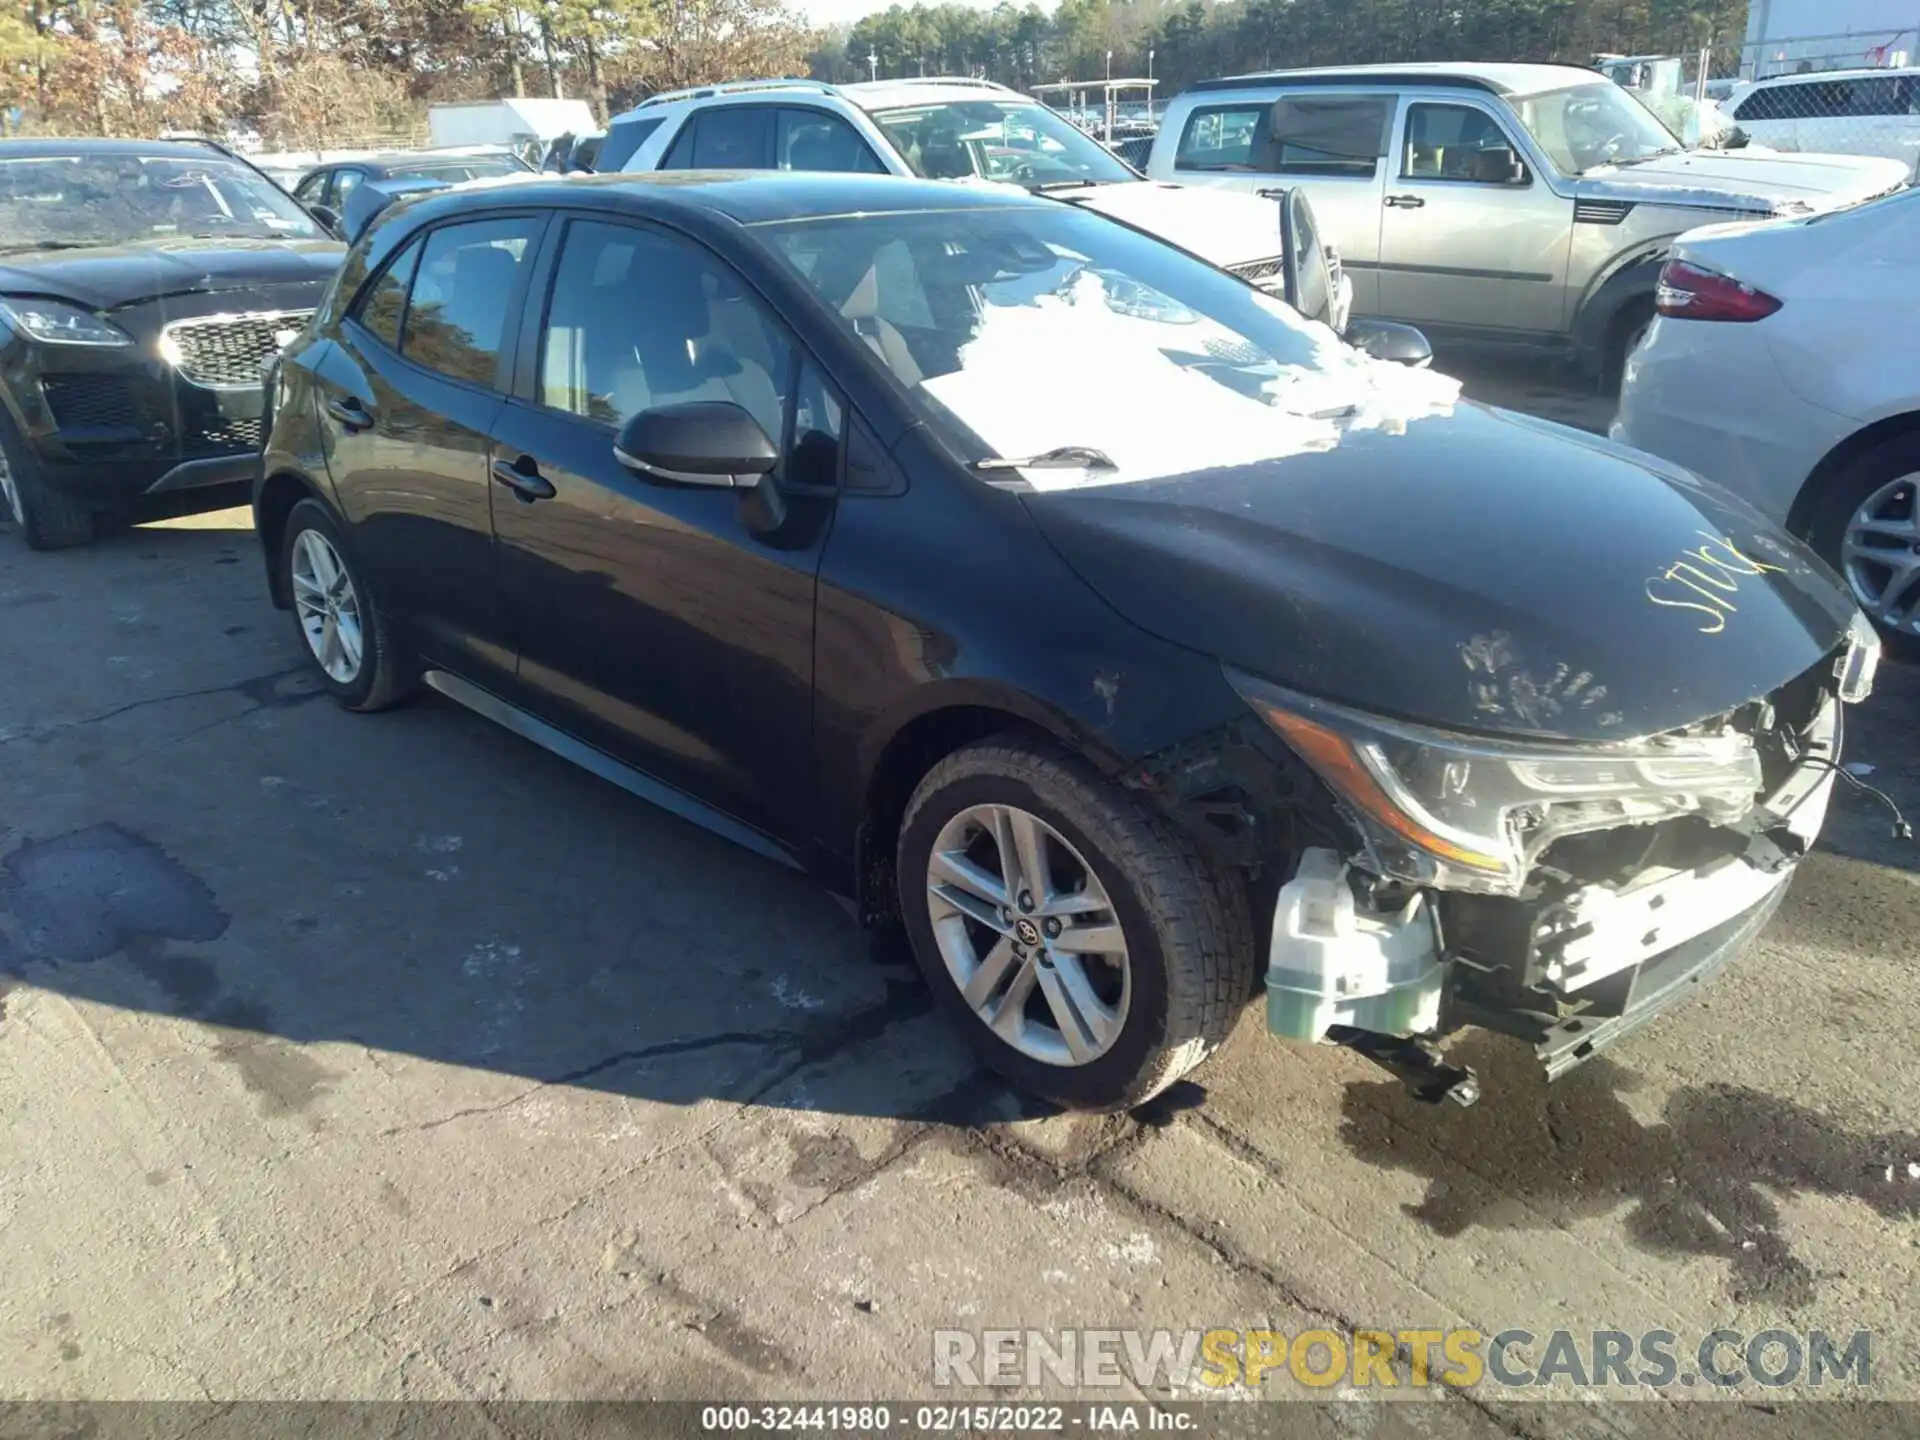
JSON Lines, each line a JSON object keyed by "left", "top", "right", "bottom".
{"left": 400, "top": 216, "right": 540, "bottom": 388}
{"left": 1175, "top": 105, "right": 1266, "bottom": 169}
{"left": 353, "top": 237, "right": 421, "bottom": 351}
{"left": 537, "top": 218, "right": 795, "bottom": 453}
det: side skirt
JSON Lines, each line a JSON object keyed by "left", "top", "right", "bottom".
{"left": 421, "top": 668, "right": 805, "bottom": 873}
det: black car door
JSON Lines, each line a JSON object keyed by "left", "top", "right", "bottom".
{"left": 311, "top": 211, "right": 547, "bottom": 690}
{"left": 487, "top": 213, "right": 842, "bottom": 847}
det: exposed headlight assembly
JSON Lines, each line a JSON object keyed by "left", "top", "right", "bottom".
{"left": 1227, "top": 669, "right": 1765, "bottom": 897}
{"left": 0, "top": 297, "right": 134, "bottom": 347}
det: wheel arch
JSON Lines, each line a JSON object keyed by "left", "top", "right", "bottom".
{"left": 1786, "top": 409, "right": 1920, "bottom": 538}
{"left": 851, "top": 688, "right": 1124, "bottom": 932}
{"left": 255, "top": 469, "right": 333, "bottom": 608}
{"left": 1570, "top": 242, "right": 1669, "bottom": 384}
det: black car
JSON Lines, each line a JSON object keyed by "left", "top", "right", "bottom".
{"left": 0, "top": 139, "right": 342, "bottom": 550}
{"left": 258, "top": 172, "right": 1876, "bottom": 1112}
{"left": 291, "top": 150, "right": 533, "bottom": 235}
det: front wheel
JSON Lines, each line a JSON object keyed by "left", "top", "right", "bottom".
{"left": 280, "top": 498, "right": 411, "bottom": 711}
{"left": 897, "top": 739, "right": 1254, "bottom": 1112}
{"left": 0, "top": 414, "right": 94, "bottom": 550}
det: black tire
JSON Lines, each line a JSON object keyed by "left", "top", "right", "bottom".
{"left": 0, "top": 412, "right": 94, "bottom": 550}
{"left": 897, "top": 738, "right": 1255, "bottom": 1112}
{"left": 1601, "top": 297, "right": 1655, "bottom": 397}
{"left": 279, "top": 498, "right": 412, "bottom": 711}
{"left": 1803, "top": 432, "right": 1920, "bottom": 658}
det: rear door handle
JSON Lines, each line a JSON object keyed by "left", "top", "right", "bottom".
{"left": 325, "top": 396, "right": 373, "bottom": 432}
{"left": 1384, "top": 194, "right": 1426, "bottom": 209}
{"left": 491, "top": 456, "right": 556, "bottom": 502}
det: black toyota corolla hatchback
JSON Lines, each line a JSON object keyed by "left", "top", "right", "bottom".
{"left": 0, "top": 139, "right": 340, "bottom": 549}
{"left": 259, "top": 172, "right": 1878, "bottom": 1113}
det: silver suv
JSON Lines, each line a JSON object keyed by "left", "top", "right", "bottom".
{"left": 1148, "top": 63, "right": 1907, "bottom": 384}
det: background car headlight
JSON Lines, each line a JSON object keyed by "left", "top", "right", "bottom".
{"left": 1227, "top": 668, "right": 1765, "bottom": 896}
{"left": 0, "top": 298, "right": 134, "bottom": 347}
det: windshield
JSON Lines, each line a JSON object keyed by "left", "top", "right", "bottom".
{"left": 1507, "top": 82, "right": 1682, "bottom": 173}
{"left": 396, "top": 155, "right": 528, "bottom": 182}
{"left": 869, "top": 101, "right": 1136, "bottom": 188}
{"left": 0, "top": 151, "right": 326, "bottom": 248}
{"left": 756, "top": 204, "right": 1457, "bottom": 488}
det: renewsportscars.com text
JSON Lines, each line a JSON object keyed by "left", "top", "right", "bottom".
{"left": 932, "top": 1327, "right": 1873, "bottom": 1392}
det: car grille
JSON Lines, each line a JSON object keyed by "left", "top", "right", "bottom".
{"left": 40, "top": 374, "right": 146, "bottom": 436}
{"left": 1229, "top": 257, "right": 1285, "bottom": 286}
{"left": 162, "top": 312, "right": 311, "bottom": 389}
{"left": 184, "top": 416, "right": 264, "bottom": 455}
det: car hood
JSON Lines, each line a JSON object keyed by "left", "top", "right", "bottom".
{"left": 0, "top": 238, "right": 343, "bottom": 312}
{"left": 1059, "top": 181, "right": 1284, "bottom": 267}
{"left": 1577, "top": 149, "right": 1909, "bottom": 215}
{"left": 1021, "top": 404, "right": 1854, "bottom": 742}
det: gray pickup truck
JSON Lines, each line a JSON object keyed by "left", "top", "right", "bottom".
{"left": 1147, "top": 62, "right": 1908, "bottom": 386}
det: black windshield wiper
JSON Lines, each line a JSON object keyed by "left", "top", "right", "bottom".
{"left": 0, "top": 240, "right": 109, "bottom": 254}
{"left": 1034, "top": 178, "right": 1102, "bottom": 192}
{"left": 973, "top": 445, "right": 1118, "bottom": 472}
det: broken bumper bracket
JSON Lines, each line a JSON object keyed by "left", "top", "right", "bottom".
{"left": 1328, "top": 1026, "right": 1481, "bottom": 1107}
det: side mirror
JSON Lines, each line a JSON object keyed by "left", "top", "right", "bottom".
{"left": 1346, "top": 319, "right": 1433, "bottom": 368}
{"left": 1469, "top": 145, "right": 1527, "bottom": 185}
{"left": 613, "top": 402, "right": 779, "bottom": 488}
{"left": 308, "top": 203, "right": 343, "bottom": 239}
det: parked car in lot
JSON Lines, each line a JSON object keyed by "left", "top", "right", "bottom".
{"left": 292, "top": 148, "right": 532, "bottom": 234}
{"left": 1147, "top": 63, "right": 1908, "bottom": 386}
{"left": 1723, "top": 68, "right": 1920, "bottom": 178}
{"left": 1613, "top": 185, "right": 1920, "bottom": 649}
{"left": 0, "top": 138, "right": 343, "bottom": 550}
{"left": 606, "top": 78, "right": 1353, "bottom": 335}
{"left": 258, "top": 171, "right": 1875, "bottom": 1111}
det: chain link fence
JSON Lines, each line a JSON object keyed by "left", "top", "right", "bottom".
{"left": 1701, "top": 30, "right": 1919, "bottom": 176}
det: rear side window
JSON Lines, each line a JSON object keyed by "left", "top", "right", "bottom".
{"left": 400, "top": 216, "right": 541, "bottom": 387}
{"left": 1269, "top": 96, "right": 1391, "bottom": 176}
{"left": 352, "top": 237, "right": 421, "bottom": 351}
{"left": 777, "top": 108, "right": 887, "bottom": 173}
{"left": 1176, "top": 96, "right": 1391, "bottom": 176}
{"left": 664, "top": 108, "right": 775, "bottom": 169}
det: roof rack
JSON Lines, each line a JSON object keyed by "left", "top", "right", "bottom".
{"left": 1188, "top": 69, "right": 1504, "bottom": 95}
{"left": 637, "top": 78, "right": 841, "bottom": 109}
{"left": 883, "top": 77, "right": 1017, "bottom": 91}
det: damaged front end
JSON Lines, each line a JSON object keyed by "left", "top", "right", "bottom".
{"left": 1218, "top": 614, "right": 1881, "bottom": 1106}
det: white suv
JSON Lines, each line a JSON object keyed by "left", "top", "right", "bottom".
{"left": 1723, "top": 68, "right": 1920, "bottom": 178}
{"left": 603, "top": 78, "right": 1353, "bottom": 333}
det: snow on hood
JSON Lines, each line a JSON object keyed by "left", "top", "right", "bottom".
{"left": 1058, "top": 181, "right": 1286, "bottom": 268}
{"left": 1578, "top": 148, "right": 1909, "bottom": 214}
{"left": 919, "top": 272, "right": 1460, "bottom": 491}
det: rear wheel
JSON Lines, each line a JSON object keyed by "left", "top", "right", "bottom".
{"left": 897, "top": 739, "right": 1254, "bottom": 1112}
{"left": 0, "top": 415, "right": 94, "bottom": 550}
{"left": 1805, "top": 433, "right": 1920, "bottom": 655}
{"left": 280, "top": 498, "right": 411, "bottom": 711}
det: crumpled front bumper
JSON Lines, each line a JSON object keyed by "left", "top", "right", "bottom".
{"left": 1264, "top": 700, "right": 1839, "bottom": 1092}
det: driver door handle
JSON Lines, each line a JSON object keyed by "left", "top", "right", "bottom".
{"left": 325, "top": 396, "right": 374, "bottom": 432}
{"left": 491, "top": 456, "right": 556, "bottom": 502}
{"left": 1385, "top": 194, "right": 1426, "bottom": 209}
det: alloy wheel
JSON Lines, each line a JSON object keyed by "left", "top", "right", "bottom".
{"left": 0, "top": 450, "right": 19, "bottom": 529}
{"left": 924, "top": 803, "right": 1132, "bottom": 1067}
{"left": 290, "top": 528, "right": 365, "bottom": 684}
{"left": 1840, "top": 471, "right": 1920, "bottom": 637}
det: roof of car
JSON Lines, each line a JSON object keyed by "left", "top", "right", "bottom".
{"left": 394, "top": 169, "right": 1045, "bottom": 228}
{"left": 1189, "top": 61, "right": 1600, "bottom": 96}
{"left": 1741, "top": 65, "right": 1920, "bottom": 88}
{"left": 836, "top": 78, "right": 1022, "bottom": 110}
{"left": 0, "top": 137, "right": 257, "bottom": 159}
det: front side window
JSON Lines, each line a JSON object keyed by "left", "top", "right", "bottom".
{"left": 0, "top": 151, "right": 327, "bottom": 250}
{"left": 1403, "top": 103, "right": 1524, "bottom": 182}
{"left": 294, "top": 170, "right": 328, "bottom": 202}
{"left": 777, "top": 109, "right": 887, "bottom": 174}
{"left": 400, "top": 216, "right": 540, "bottom": 387}
{"left": 754, "top": 202, "right": 1458, "bottom": 488}
{"left": 537, "top": 218, "right": 794, "bottom": 449}
{"left": 667, "top": 108, "right": 774, "bottom": 170}
{"left": 333, "top": 168, "right": 365, "bottom": 204}
{"left": 868, "top": 100, "right": 1134, "bottom": 187}
{"left": 1508, "top": 82, "right": 1680, "bottom": 173}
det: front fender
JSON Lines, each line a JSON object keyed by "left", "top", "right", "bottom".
{"left": 1570, "top": 241, "right": 1673, "bottom": 376}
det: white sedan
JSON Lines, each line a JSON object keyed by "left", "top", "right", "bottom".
{"left": 1611, "top": 184, "right": 1920, "bottom": 648}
